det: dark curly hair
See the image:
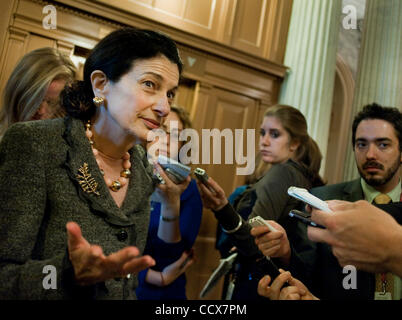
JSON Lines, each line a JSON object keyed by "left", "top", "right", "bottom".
{"left": 352, "top": 103, "right": 402, "bottom": 151}
{"left": 61, "top": 28, "right": 183, "bottom": 120}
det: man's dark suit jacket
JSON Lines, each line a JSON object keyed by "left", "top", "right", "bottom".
{"left": 289, "top": 179, "right": 401, "bottom": 300}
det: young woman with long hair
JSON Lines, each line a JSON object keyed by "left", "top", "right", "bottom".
{"left": 198, "top": 104, "right": 324, "bottom": 300}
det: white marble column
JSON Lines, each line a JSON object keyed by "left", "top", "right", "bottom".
{"left": 279, "top": 0, "right": 342, "bottom": 174}
{"left": 343, "top": 0, "right": 402, "bottom": 181}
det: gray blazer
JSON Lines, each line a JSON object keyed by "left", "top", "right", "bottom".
{"left": 0, "top": 117, "right": 156, "bottom": 299}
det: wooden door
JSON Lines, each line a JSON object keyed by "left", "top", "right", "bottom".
{"left": 185, "top": 84, "right": 259, "bottom": 299}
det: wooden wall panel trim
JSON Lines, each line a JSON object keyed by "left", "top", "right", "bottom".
{"left": 56, "top": 39, "right": 75, "bottom": 56}
{"left": 230, "top": 0, "right": 269, "bottom": 56}
{"left": 263, "top": 0, "right": 293, "bottom": 63}
{"left": 176, "top": 45, "right": 279, "bottom": 104}
{"left": 0, "top": 0, "right": 18, "bottom": 60}
{"left": 224, "top": 0, "right": 293, "bottom": 63}
{"left": 15, "top": 0, "right": 118, "bottom": 49}
{"left": 204, "top": 59, "right": 277, "bottom": 101}
{"left": 52, "top": 0, "right": 288, "bottom": 78}
{"left": 0, "top": 26, "right": 29, "bottom": 96}
{"left": 95, "top": 0, "right": 226, "bottom": 41}
{"left": 25, "top": 33, "right": 56, "bottom": 53}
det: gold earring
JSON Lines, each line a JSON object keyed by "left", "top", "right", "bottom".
{"left": 93, "top": 96, "right": 104, "bottom": 107}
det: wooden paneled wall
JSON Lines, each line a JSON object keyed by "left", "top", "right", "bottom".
{"left": 94, "top": 0, "right": 292, "bottom": 64}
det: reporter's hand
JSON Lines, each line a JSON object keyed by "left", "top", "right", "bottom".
{"left": 196, "top": 177, "right": 228, "bottom": 211}
{"left": 257, "top": 269, "right": 318, "bottom": 300}
{"left": 67, "top": 222, "right": 155, "bottom": 286}
{"left": 308, "top": 200, "right": 402, "bottom": 276}
{"left": 154, "top": 163, "right": 190, "bottom": 205}
{"left": 250, "top": 220, "right": 291, "bottom": 265}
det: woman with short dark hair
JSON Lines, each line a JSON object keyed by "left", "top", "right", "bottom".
{"left": 0, "top": 28, "right": 187, "bottom": 300}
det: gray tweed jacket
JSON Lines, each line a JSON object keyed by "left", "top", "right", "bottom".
{"left": 0, "top": 116, "right": 156, "bottom": 299}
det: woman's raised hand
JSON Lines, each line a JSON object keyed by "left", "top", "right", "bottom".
{"left": 154, "top": 163, "right": 191, "bottom": 205}
{"left": 66, "top": 222, "right": 155, "bottom": 286}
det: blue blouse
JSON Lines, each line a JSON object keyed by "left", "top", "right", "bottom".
{"left": 136, "top": 179, "right": 203, "bottom": 300}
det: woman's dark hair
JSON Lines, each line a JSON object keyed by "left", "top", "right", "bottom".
{"left": 61, "top": 28, "right": 183, "bottom": 119}
{"left": 264, "top": 104, "right": 325, "bottom": 187}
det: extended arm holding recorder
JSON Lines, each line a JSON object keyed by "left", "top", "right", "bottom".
{"left": 196, "top": 173, "right": 288, "bottom": 269}
{"left": 144, "top": 250, "right": 195, "bottom": 286}
{"left": 195, "top": 173, "right": 228, "bottom": 211}
{"left": 196, "top": 175, "right": 264, "bottom": 257}
{"left": 251, "top": 187, "right": 330, "bottom": 264}
{"left": 250, "top": 219, "right": 292, "bottom": 266}
{"left": 197, "top": 173, "right": 315, "bottom": 286}
{"left": 153, "top": 159, "right": 191, "bottom": 243}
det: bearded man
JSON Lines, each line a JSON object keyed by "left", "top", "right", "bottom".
{"left": 309, "top": 103, "right": 402, "bottom": 300}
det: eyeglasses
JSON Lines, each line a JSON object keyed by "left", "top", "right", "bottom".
{"left": 161, "top": 126, "right": 182, "bottom": 140}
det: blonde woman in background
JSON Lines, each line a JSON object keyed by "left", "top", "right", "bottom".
{"left": 0, "top": 47, "right": 76, "bottom": 139}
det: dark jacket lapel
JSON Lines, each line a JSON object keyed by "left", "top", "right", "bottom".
{"left": 342, "top": 178, "right": 364, "bottom": 202}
